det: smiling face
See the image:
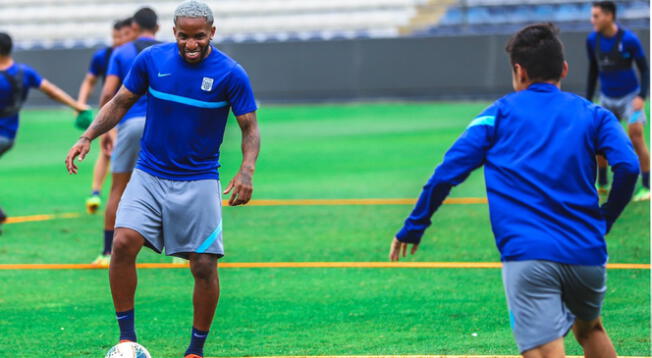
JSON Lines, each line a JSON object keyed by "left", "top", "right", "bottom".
{"left": 173, "top": 17, "right": 215, "bottom": 64}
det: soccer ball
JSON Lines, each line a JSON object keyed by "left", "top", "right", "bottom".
{"left": 105, "top": 342, "right": 151, "bottom": 358}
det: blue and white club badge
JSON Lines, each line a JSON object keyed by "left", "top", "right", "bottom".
{"left": 201, "top": 77, "right": 214, "bottom": 92}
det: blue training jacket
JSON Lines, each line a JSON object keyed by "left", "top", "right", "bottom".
{"left": 397, "top": 83, "right": 639, "bottom": 266}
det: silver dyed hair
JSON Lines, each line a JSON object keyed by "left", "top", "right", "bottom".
{"left": 174, "top": 0, "right": 214, "bottom": 25}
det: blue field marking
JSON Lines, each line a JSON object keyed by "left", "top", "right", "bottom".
{"left": 148, "top": 87, "right": 229, "bottom": 109}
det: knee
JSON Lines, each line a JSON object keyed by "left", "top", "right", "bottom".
{"left": 628, "top": 125, "right": 644, "bottom": 141}
{"left": 574, "top": 319, "right": 606, "bottom": 345}
{"left": 190, "top": 256, "right": 217, "bottom": 282}
{"left": 112, "top": 231, "right": 140, "bottom": 257}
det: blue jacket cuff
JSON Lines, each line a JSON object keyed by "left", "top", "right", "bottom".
{"left": 396, "top": 227, "right": 423, "bottom": 244}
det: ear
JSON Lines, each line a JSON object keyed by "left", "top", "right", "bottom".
{"left": 210, "top": 26, "right": 216, "bottom": 38}
{"left": 560, "top": 61, "right": 569, "bottom": 80}
{"left": 154, "top": 24, "right": 160, "bottom": 34}
{"left": 514, "top": 63, "right": 529, "bottom": 83}
{"left": 173, "top": 26, "right": 177, "bottom": 36}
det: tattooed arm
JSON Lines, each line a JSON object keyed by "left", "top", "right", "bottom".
{"left": 65, "top": 86, "right": 141, "bottom": 174}
{"left": 223, "top": 111, "right": 261, "bottom": 206}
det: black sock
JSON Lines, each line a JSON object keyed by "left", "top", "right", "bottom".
{"left": 103, "top": 230, "right": 114, "bottom": 255}
{"left": 643, "top": 171, "right": 650, "bottom": 189}
{"left": 598, "top": 167, "right": 608, "bottom": 186}
{"left": 116, "top": 309, "right": 137, "bottom": 342}
{"left": 185, "top": 327, "right": 209, "bottom": 357}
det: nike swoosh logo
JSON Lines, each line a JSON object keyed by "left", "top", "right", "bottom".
{"left": 193, "top": 333, "right": 207, "bottom": 338}
{"left": 158, "top": 73, "right": 172, "bottom": 77}
{"left": 116, "top": 315, "right": 130, "bottom": 320}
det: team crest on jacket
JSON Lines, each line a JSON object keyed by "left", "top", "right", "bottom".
{"left": 201, "top": 77, "right": 214, "bottom": 91}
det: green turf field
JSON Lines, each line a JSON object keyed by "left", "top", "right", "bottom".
{"left": 0, "top": 103, "right": 649, "bottom": 357}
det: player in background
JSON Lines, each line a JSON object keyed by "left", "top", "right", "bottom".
{"left": 66, "top": 1, "right": 259, "bottom": 356}
{"left": 120, "top": 17, "right": 135, "bottom": 44}
{"left": 77, "top": 19, "right": 134, "bottom": 214}
{"left": 89, "top": 8, "right": 160, "bottom": 265}
{"left": 587, "top": 1, "right": 650, "bottom": 201}
{"left": 0, "top": 32, "right": 88, "bottom": 229}
{"left": 391, "top": 24, "right": 638, "bottom": 357}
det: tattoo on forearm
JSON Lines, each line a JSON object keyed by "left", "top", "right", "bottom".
{"left": 236, "top": 112, "right": 260, "bottom": 170}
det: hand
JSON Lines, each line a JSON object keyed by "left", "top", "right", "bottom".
{"left": 223, "top": 168, "right": 254, "bottom": 206}
{"left": 632, "top": 96, "right": 645, "bottom": 112}
{"left": 100, "top": 130, "right": 116, "bottom": 156}
{"left": 389, "top": 237, "right": 419, "bottom": 261}
{"left": 65, "top": 137, "right": 91, "bottom": 174}
{"left": 75, "top": 103, "right": 90, "bottom": 114}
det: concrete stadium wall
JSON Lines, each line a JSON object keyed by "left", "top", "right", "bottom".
{"left": 14, "top": 30, "right": 650, "bottom": 106}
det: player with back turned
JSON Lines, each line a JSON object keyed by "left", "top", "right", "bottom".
{"left": 65, "top": 1, "right": 260, "bottom": 357}
{"left": 391, "top": 24, "right": 638, "bottom": 357}
{"left": 0, "top": 32, "right": 88, "bottom": 230}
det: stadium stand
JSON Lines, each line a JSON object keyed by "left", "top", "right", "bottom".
{"left": 0, "top": 0, "right": 649, "bottom": 49}
{"left": 422, "top": 0, "right": 650, "bottom": 35}
{"left": 0, "top": 0, "right": 430, "bottom": 48}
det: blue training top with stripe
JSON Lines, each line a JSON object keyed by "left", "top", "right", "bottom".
{"left": 123, "top": 42, "right": 257, "bottom": 181}
{"left": 107, "top": 37, "right": 152, "bottom": 124}
{"left": 0, "top": 63, "right": 43, "bottom": 139}
{"left": 586, "top": 27, "right": 648, "bottom": 99}
{"left": 396, "top": 83, "right": 640, "bottom": 266}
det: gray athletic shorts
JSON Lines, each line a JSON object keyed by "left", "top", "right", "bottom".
{"left": 111, "top": 117, "right": 145, "bottom": 173}
{"left": 115, "top": 169, "right": 224, "bottom": 259}
{"left": 601, "top": 91, "right": 647, "bottom": 124}
{"left": 502, "top": 260, "right": 606, "bottom": 353}
{"left": 0, "top": 135, "right": 14, "bottom": 158}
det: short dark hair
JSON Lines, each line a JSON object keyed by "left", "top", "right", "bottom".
{"left": 0, "top": 32, "right": 12, "bottom": 56}
{"left": 113, "top": 19, "right": 124, "bottom": 31}
{"left": 505, "top": 23, "right": 565, "bottom": 82}
{"left": 592, "top": 1, "right": 617, "bottom": 20}
{"left": 122, "top": 17, "right": 133, "bottom": 27}
{"left": 133, "top": 7, "right": 158, "bottom": 31}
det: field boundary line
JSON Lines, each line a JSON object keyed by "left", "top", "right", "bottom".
{"left": 2, "top": 198, "right": 487, "bottom": 225}
{"left": 0, "top": 262, "right": 648, "bottom": 270}
{"left": 5, "top": 212, "right": 80, "bottom": 224}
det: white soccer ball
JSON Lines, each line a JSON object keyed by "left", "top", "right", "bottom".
{"left": 105, "top": 342, "right": 152, "bottom": 358}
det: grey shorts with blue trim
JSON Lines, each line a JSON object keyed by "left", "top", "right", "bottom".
{"left": 115, "top": 169, "right": 224, "bottom": 259}
{"left": 600, "top": 91, "right": 647, "bottom": 124}
{"left": 111, "top": 117, "right": 145, "bottom": 173}
{"left": 502, "top": 260, "right": 606, "bottom": 353}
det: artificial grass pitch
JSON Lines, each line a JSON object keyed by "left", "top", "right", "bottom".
{"left": 0, "top": 103, "right": 649, "bottom": 356}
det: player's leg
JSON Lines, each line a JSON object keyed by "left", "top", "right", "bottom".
{"left": 572, "top": 318, "right": 616, "bottom": 358}
{"left": 502, "top": 260, "right": 574, "bottom": 356}
{"left": 109, "top": 227, "right": 145, "bottom": 342}
{"left": 163, "top": 179, "right": 224, "bottom": 358}
{"left": 86, "top": 152, "right": 111, "bottom": 214}
{"left": 522, "top": 338, "right": 564, "bottom": 358}
{"left": 94, "top": 117, "right": 145, "bottom": 263}
{"left": 628, "top": 120, "right": 650, "bottom": 201}
{"left": 0, "top": 136, "right": 15, "bottom": 231}
{"left": 185, "top": 253, "right": 220, "bottom": 357}
{"left": 102, "top": 172, "right": 132, "bottom": 247}
{"left": 112, "top": 168, "right": 165, "bottom": 343}
{"left": 561, "top": 264, "right": 615, "bottom": 357}
{"left": 596, "top": 155, "right": 609, "bottom": 194}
